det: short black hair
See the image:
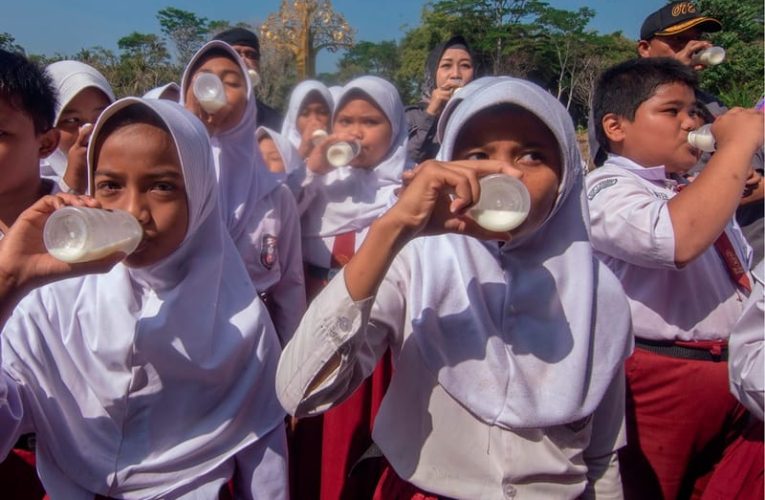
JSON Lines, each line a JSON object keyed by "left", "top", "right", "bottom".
{"left": 0, "top": 49, "right": 57, "bottom": 134}
{"left": 592, "top": 57, "right": 697, "bottom": 159}
{"left": 213, "top": 28, "right": 260, "bottom": 59}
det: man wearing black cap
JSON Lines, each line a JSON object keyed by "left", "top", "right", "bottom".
{"left": 213, "top": 27, "right": 284, "bottom": 131}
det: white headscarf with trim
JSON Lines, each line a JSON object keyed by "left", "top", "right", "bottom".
{"left": 407, "top": 77, "right": 633, "bottom": 428}
{"left": 256, "top": 126, "right": 303, "bottom": 178}
{"left": 3, "top": 98, "right": 285, "bottom": 496}
{"left": 281, "top": 80, "right": 334, "bottom": 149}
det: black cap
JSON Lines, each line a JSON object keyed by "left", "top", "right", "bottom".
{"left": 640, "top": 2, "right": 722, "bottom": 40}
{"left": 213, "top": 28, "right": 260, "bottom": 57}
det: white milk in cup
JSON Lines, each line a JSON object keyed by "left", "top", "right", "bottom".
{"left": 691, "top": 46, "right": 726, "bottom": 67}
{"left": 44, "top": 207, "right": 143, "bottom": 263}
{"left": 469, "top": 174, "right": 530, "bottom": 232}
{"left": 687, "top": 124, "right": 716, "bottom": 152}
{"left": 193, "top": 73, "right": 227, "bottom": 114}
{"left": 327, "top": 140, "right": 361, "bottom": 167}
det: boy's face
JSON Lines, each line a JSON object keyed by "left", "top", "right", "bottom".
{"left": 93, "top": 122, "right": 189, "bottom": 268}
{"left": 57, "top": 87, "right": 111, "bottom": 153}
{"left": 453, "top": 105, "right": 562, "bottom": 240}
{"left": 258, "top": 136, "right": 285, "bottom": 173}
{"left": 0, "top": 97, "right": 59, "bottom": 195}
{"left": 332, "top": 97, "right": 392, "bottom": 169}
{"left": 607, "top": 82, "right": 702, "bottom": 173}
{"left": 184, "top": 55, "right": 248, "bottom": 136}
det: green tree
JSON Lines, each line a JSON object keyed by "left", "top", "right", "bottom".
{"left": 337, "top": 40, "right": 400, "bottom": 82}
{"left": 116, "top": 32, "right": 175, "bottom": 96}
{"left": 695, "top": 0, "right": 763, "bottom": 106}
{"left": 157, "top": 7, "right": 210, "bottom": 65}
{"left": 0, "top": 32, "right": 25, "bottom": 54}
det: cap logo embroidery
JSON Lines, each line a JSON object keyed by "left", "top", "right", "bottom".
{"left": 672, "top": 3, "right": 697, "bottom": 17}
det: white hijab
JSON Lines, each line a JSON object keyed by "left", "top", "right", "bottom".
{"left": 142, "top": 82, "right": 180, "bottom": 101}
{"left": 256, "top": 126, "right": 303, "bottom": 177}
{"left": 301, "top": 75, "right": 412, "bottom": 238}
{"left": 281, "top": 80, "right": 334, "bottom": 149}
{"left": 3, "top": 98, "right": 285, "bottom": 496}
{"left": 181, "top": 41, "right": 281, "bottom": 243}
{"left": 42, "top": 60, "right": 115, "bottom": 178}
{"left": 407, "top": 77, "right": 633, "bottom": 429}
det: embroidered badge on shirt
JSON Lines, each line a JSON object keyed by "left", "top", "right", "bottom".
{"left": 587, "top": 178, "right": 617, "bottom": 200}
{"left": 261, "top": 234, "right": 277, "bottom": 270}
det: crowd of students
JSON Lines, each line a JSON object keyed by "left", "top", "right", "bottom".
{"left": 0, "top": 1, "right": 762, "bottom": 498}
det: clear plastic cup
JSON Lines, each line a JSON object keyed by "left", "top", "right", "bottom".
{"left": 327, "top": 140, "right": 361, "bottom": 167}
{"left": 193, "top": 73, "right": 227, "bottom": 114}
{"left": 469, "top": 174, "right": 530, "bottom": 232}
{"left": 311, "top": 129, "right": 328, "bottom": 146}
{"left": 688, "top": 124, "right": 716, "bottom": 152}
{"left": 247, "top": 69, "right": 261, "bottom": 88}
{"left": 44, "top": 207, "right": 143, "bottom": 263}
{"left": 691, "top": 46, "right": 726, "bottom": 66}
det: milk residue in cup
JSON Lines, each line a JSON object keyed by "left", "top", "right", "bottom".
{"left": 193, "top": 73, "right": 227, "bottom": 114}
{"left": 470, "top": 209, "right": 528, "bottom": 232}
{"left": 327, "top": 141, "right": 361, "bottom": 167}
{"left": 688, "top": 124, "right": 716, "bottom": 152}
{"left": 44, "top": 207, "right": 143, "bottom": 263}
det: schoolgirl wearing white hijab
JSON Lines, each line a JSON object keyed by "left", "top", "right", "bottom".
{"left": 0, "top": 97, "right": 287, "bottom": 498}
{"left": 277, "top": 77, "right": 633, "bottom": 498}
{"left": 298, "top": 75, "right": 412, "bottom": 287}
{"left": 40, "top": 60, "right": 115, "bottom": 194}
{"left": 142, "top": 82, "right": 180, "bottom": 101}
{"left": 256, "top": 126, "right": 303, "bottom": 177}
{"left": 281, "top": 80, "right": 334, "bottom": 159}
{"left": 182, "top": 41, "right": 305, "bottom": 345}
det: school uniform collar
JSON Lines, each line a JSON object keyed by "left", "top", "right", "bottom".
{"left": 605, "top": 154, "right": 669, "bottom": 181}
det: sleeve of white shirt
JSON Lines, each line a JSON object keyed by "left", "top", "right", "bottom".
{"left": 586, "top": 168, "right": 677, "bottom": 270}
{"left": 269, "top": 185, "right": 307, "bottom": 346}
{"left": 276, "top": 256, "right": 409, "bottom": 416}
{"left": 728, "top": 262, "right": 765, "bottom": 421}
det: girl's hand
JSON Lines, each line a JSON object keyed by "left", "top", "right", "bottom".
{"left": 297, "top": 126, "right": 326, "bottom": 160}
{"left": 63, "top": 123, "right": 94, "bottom": 194}
{"left": 0, "top": 194, "right": 124, "bottom": 295}
{"left": 387, "top": 160, "right": 518, "bottom": 241}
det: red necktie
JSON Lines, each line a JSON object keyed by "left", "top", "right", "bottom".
{"left": 330, "top": 231, "right": 356, "bottom": 269}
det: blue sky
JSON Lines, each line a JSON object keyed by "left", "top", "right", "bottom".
{"left": 3, "top": 0, "right": 666, "bottom": 72}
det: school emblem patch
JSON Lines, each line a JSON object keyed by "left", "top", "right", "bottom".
{"left": 587, "top": 178, "right": 617, "bottom": 200}
{"left": 261, "top": 234, "right": 277, "bottom": 270}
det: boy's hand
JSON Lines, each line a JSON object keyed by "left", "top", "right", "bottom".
{"left": 0, "top": 194, "right": 123, "bottom": 295}
{"left": 63, "top": 123, "right": 94, "bottom": 193}
{"left": 711, "top": 107, "right": 764, "bottom": 154}
{"left": 386, "top": 160, "right": 516, "bottom": 241}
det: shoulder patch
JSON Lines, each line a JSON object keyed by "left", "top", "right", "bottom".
{"left": 587, "top": 178, "right": 618, "bottom": 200}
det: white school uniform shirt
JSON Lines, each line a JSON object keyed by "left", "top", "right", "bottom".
{"left": 728, "top": 261, "right": 764, "bottom": 420}
{"left": 0, "top": 98, "right": 287, "bottom": 499}
{"left": 278, "top": 77, "right": 633, "bottom": 498}
{"left": 586, "top": 154, "right": 751, "bottom": 342}
{"left": 182, "top": 41, "right": 306, "bottom": 345}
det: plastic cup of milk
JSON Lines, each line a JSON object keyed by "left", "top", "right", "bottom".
{"left": 193, "top": 73, "right": 227, "bottom": 114}
{"left": 687, "top": 124, "right": 716, "bottom": 152}
{"left": 247, "top": 69, "right": 261, "bottom": 88}
{"left": 691, "top": 46, "right": 726, "bottom": 66}
{"left": 327, "top": 140, "right": 361, "bottom": 167}
{"left": 44, "top": 207, "right": 143, "bottom": 263}
{"left": 311, "top": 129, "right": 329, "bottom": 146}
{"left": 468, "top": 174, "right": 530, "bottom": 232}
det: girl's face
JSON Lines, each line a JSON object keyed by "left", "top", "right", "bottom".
{"left": 258, "top": 136, "right": 285, "bottom": 173}
{"left": 453, "top": 105, "right": 562, "bottom": 239}
{"left": 57, "top": 87, "right": 110, "bottom": 152}
{"left": 184, "top": 55, "right": 248, "bottom": 136}
{"left": 435, "top": 48, "right": 474, "bottom": 89}
{"left": 94, "top": 122, "right": 189, "bottom": 268}
{"left": 332, "top": 96, "right": 393, "bottom": 169}
{"left": 297, "top": 91, "right": 331, "bottom": 135}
